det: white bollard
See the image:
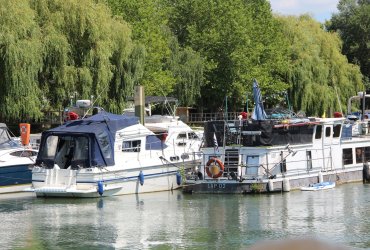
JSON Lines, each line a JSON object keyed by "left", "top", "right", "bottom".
{"left": 283, "top": 177, "right": 291, "bottom": 192}
{"left": 318, "top": 171, "right": 323, "bottom": 183}
{"left": 268, "top": 179, "right": 274, "bottom": 192}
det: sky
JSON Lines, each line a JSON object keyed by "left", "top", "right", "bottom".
{"left": 269, "top": 0, "right": 340, "bottom": 23}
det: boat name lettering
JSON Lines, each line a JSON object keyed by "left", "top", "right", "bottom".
{"left": 207, "top": 183, "right": 226, "bottom": 189}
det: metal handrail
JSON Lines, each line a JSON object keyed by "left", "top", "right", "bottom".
{"left": 188, "top": 112, "right": 241, "bottom": 123}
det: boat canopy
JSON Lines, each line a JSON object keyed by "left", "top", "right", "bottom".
{"left": 204, "top": 120, "right": 316, "bottom": 147}
{"left": 36, "top": 112, "right": 139, "bottom": 167}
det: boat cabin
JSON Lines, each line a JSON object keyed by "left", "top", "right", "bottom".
{"left": 200, "top": 116, "right": 370, "bottom": 182}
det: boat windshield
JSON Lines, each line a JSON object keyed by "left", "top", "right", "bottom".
{"left": 0, "top": 126, "right": 18, "bottom": 149}
{"left": 39, "top": 134, "right": 90, "bottom": 169}
{"left": 0, "top": 127, "right": 10, "bottom": 144}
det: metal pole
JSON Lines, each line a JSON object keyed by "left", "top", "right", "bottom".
{"left": 245, "top": 93, "right": 248, "bottom": 113}
{"left": 362, "top": 91, "right": 366, "bottom": 121}
{"left": 135, "top": 86, "right": 145, "bottom": 125}
{"left": 286, "top": 91, "right": 291, "bottom": 111}
{"left": 225, "top": 96, "right": 228, "bottom": 120}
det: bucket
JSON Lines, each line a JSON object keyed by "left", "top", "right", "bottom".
{"left": 19, "top": 123, "right": 30, "bottom": 146}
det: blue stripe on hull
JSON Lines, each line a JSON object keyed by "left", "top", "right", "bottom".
{"left": 32, "top": 169, "right": 179, "bottom": 184}
{"left": 0, "top": 165, "right": 32, "bottom": 187}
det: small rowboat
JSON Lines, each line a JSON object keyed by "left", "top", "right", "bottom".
{"left": 301, "top": 181, "right": 336, "bottom": 191}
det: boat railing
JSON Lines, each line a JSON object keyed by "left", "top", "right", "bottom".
{"left": 200, "top": 146, "right": 337, "bottom": 181}
{"left": 188, "top": 112, "right": 241, "bottom": 123}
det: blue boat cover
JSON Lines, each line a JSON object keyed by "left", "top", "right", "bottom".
{"left": 37, "top": 112, "right": 139, "bottom": 167}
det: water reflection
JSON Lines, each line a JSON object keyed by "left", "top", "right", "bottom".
{"left": 0, "top": 183, "right": 368, "bottom": 249}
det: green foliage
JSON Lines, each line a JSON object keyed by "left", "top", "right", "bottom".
{"left": 31, "top": 0, "right": 137, "bottom": 114}
{"left": 327, "top": 0, "right": 370, "bottom": 86}
{"left": 0, "top": 0, "right": 366, "bottom": 121}
{"left": 167, "top": 0, "right": 290, "bottom": 111}
{"left": 0, "top": 0, "right": 43, "bottom": 121}
{"left": 251, "top": 183, "right": 264, "bottom": 193}
{"left": 107, "top": 0, "right": 204, "bottom": 107}
{"left": 168, "top": 38, "right": 204, "bottom": 106}
{"left": 279, "top": 15, "right": 363, "bottom": 116}
{"left": 0, "top": 0, "right": 141, "bottom": 121}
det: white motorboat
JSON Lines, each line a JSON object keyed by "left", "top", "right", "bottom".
{"left": 30, "top": 112, "right": 202, "bottom": 197}
{"left": 0, "top": 123, "right": 38, "bottom": 194}
{"left": 300, "top": 181, "right": 336, "bottom": 191}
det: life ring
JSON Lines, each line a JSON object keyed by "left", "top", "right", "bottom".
{"left": 206, "top": 157, "right": 224, "bottom": 178}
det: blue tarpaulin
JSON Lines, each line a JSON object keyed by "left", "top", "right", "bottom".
{"left": 36, "top": 112, "right": 139, "bottom": 167}
{"left": 251, "top": 79, "right": 267, "bottom": 121}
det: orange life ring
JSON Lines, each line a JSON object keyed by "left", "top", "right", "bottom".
{"left": 206, "top": 157, "right": 224, "bottom": 178}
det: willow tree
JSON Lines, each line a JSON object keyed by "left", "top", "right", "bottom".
{"left": 166, "top": 0, "right": 290, "bottom": 111}
{"left": 108, "top": 0, "right": 176, "bottom": 96}
{"left": 0, "top": 0, "right": 43, "bottom": 121}
{"left": 107, "top": 0, "right": 204, "bottom": 107}
{"left": 278, "top": 15, "right": 363, "bottom": 116}
{"left": 0, "top": 0, "right": 142, "bottom": 120}
{"left": 30, "top": 0, "right": 141, "bottom": 114}
{"left": 327, "top": 0, "right": 370, "bottom": 85}
{"left": 168, "top": 37, "right": 204, "bottom": 106}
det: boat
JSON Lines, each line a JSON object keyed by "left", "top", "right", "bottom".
{"left": 182, "top": 82, "right": 370, "bottom": 194}
{"left": 123, "top": 95, "right": 203, "bottom": 139}
{"left": 29, "top": 111, "right": 202, "bottom": 197}
{"left": 300, "top": 181, "right": 336, "bottom": 191}
{"left": 0, "top": 123, "right": 38, "bottom": 194}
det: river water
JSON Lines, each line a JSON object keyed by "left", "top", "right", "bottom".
{"left": 0, "top": 182, "right": 369, "bottom": 250}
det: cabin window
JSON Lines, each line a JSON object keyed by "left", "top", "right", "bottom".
{"left": 42, "top": 135, "right": 58, "bottom": 159}
{"left": 365, "top": 147, "right": 370, "bottom": 162}
{"left": 177, "top": 133, "right": 187, "bottom": 139}
{"left": 73, "top": 137, "right": 89, "bottom": 166}
{"left": 55, "top": 136, "right": 77, "bottom": 169}
{"left": 355, "top": 147, "right": 370, "bottom": 163}
{"left": 325, "top": 127, "right": 331, "bottom": 137}
{"left": 188, "top": 132, "right": 199, "bottom": 139}
{"left": 181, "top": 153, "right": 189, "bottom": 160}
{"left": 170, "top": 156, "right": 180, "bottom": 161}
{"left": 333, "top": 124, "right": 341, "bottom": 138}
{"left": 96, "top": 130, "right": 112, "bottom": 160}
{"left": 342, "top": 148, "right": 353, "bottom": 165}
{"left": 246, "top": 155, "right": 259, "bottom": 177}
{"left": 145, "top": 135, "right": 163, "bottom": 150}
{"left": 280, "top": 159, "right": 287, "bottom": 173}
{"left": 355, "top": 147, "right": 364, "bottom": 163}
{"left": 122, "top": 140, "right": 141, "bottom": 152}
{"left": 315, "top": 125, "right": 322, "bottom": 139}
{"left": 40, "top": 135, "right": 90, "bottom": 169}
{"left": 306, "top": 151, "right": 312, "bottom": 170}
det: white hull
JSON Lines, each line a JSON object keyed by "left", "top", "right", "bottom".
{"left": 32, "top": 175, "right": 179, "bottom": 198}
{"left": 31, "top": 162, "right": 196, "bottom": 198}
{"left": 0, "top": 184, "right": 32, "bottom": 194}
{"left": 0, "top": 144, "right": 37, "bottom": 194}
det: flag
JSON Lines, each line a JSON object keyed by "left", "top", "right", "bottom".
{"left": 213, "top": 133, "right": 218, "bottom": 151}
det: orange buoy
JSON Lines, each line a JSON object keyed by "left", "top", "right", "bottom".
{"left": 206, "top": 157, "right": 224, "bottom": 178}
{"left": 19, "top": 123, "right": 30, "bottom": 146}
